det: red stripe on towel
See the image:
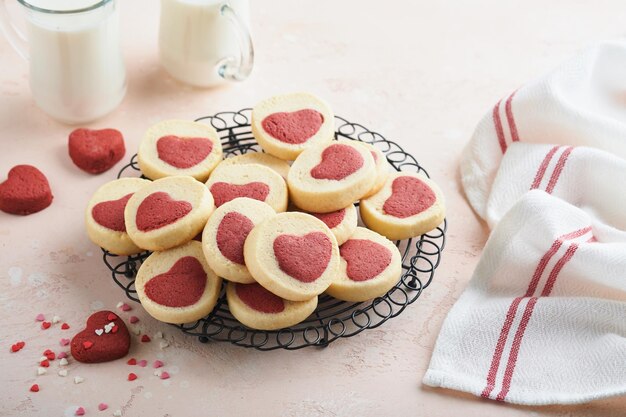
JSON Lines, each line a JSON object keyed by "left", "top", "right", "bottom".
{"left": 530, "top": 146, "right": 560, "bottom": 190}
{"left": 545, "top": 146, "right": 574, "bottom": 194}
{"left": 492, "top": 99, "right": 507, "bottom": 153}
{"left": 505, "top": 91, "right": 520, "bottom": 143}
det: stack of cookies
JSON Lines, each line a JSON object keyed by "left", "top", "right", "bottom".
{"left": 85, "top": 93, "right": 446, "bottom": 331}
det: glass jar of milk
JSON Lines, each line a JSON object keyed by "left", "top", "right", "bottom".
{"left": 0, "top": 0, "right": 126, "bottom": 124}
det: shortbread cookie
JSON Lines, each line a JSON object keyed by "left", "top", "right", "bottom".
{"left": 304, "top": 204, "right": 357, "bottom": 246}
{"left": 326, "top": 227, "right": 402, "bottom": 302}
{"left": 138, "top": 120, "right": 223, "bottom": 182}
{"left": 125, "top": 176, "right": 214, "bottom": 251}
{"left": 251, "top": 92, "right": 334, "bottom": 160}
{"left": 135, "top": 241, "right": 222, "bottom": 324}
{"left": 0, "top": 165, "right": 53, "bottom": 215}
{"left": 85, "top": 178, "right": 151, "bottom": 255}
{"left": 288, "top": 140, "right": 376, "bottom": 212}
{"left": 68, "top": 128, "right": 125, "bottom": 174}
{"left": 360, "top": 172, "right": 445, "bottom": 240}
{"left": 211, "top": 152, "right": 290, "bottom": 180}
{"left": 360, "top": 143, "right": 389, "bottom": 198}
{"left": 244, "top": 212, "right": 339, "bottom": 301}
{"left": 206, "top": 163, "right": 287, "bottom": 212}
{"left": 226, "top": 282, "right": 317, "bottom": 330}
{"left": 202, "top": 198, "right": 276, "bottom": 283}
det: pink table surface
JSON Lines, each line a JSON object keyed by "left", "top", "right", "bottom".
{"left": 1, "top": 1, "right": 625, "bottom": 416}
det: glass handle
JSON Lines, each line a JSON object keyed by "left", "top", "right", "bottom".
{"left": 0, "top": 0, "right": 28, "bottom": 60}
{"left": 218, "top": 2, "right": 253, "bottom": 82}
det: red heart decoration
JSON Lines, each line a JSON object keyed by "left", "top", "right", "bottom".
{"left": 310, "top": 144, "right": 364, "bottom": 180}
{"left": 273, "top": 232, "right": 332, "bottom": 283}
{"left": 144, "top": 256, "right": 207, "bottom": 307}
{"left": 70, "top": 310, "right": 130, "bottom": 363}
{"left": 339, "top": 239, "right": 392, "bottom": 282}
{"left": 156, "top": 135, "right": 213, "bottom": 169}
{"left": 262, "top": 109, "right": 324, "bottom": 144}
{"left": 236, "top": 283, "right": 285, "bottom": 314}
{"left": 310, "top": 208, "right": 346, "bottom": 229}
{"left": 0, "top": 165, "right": 53, "bottom": 215}
{"left": 135, "top": 192, "right": 192, "bottom": 232}
{"left": 216, "top": 212, "right": 254, "bottom": 265}
{"left": 209, "top": 182, "right": 270, "bottom": 208}
{"left": 92, "top": 193, "right": 133, "bottom": 232}
{"left": 383, "top": 176, "right": 436, "bottom": 218}
{"left": 68, "top": 128, "right": 125, "bottom": 174}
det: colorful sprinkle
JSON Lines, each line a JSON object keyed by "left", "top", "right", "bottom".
{"left": 107, "top": 313, "right": 117, "bottom": 321}
{"left": 127, "top": 373, "right": 137, "bottom": 381}
{"left": 60, "top": 338, "right": 70, "bottom": 346}
{"left": 153, "top": 360, "right": 164, "bottom": 368}
{"left": 43, "top": 349, "right": 55, "bottom": 360}
{"left": 121, "top": 304, "right": 132, "bottom": 312}
{"left": 98, "top": 403, "right": 108, "bottom": 411}
{"left": 61, "top": 323, "right": 70, "bottom": 330}
{"left": 58, "top": 369, "right": 68, "bottom": 377}
{"left": 30, "top": 384, "right": 39, "bottom": 392}
{"left": 10, "top": 341, "right": 25, "bottom": 352}
{"left": 159, "top": 341, "right": 170, "bottom": 350}
{"left": 41, "top": 321, "right": 51, "bottom": 330}
{"left": 137, "top": 360, "right": 147, "bottom": 367}
{"left": 75, "top": 406, "right": 85, "bottom": 416}
{"left": 159, "top": 371, "right": 170, "bottom": 380}
{"left": 141, "top": 335, "right": 150, "bottom": 343}
{"left": 83, "top": 341, "right": 93, "bottom": 350}
{"left": 155, "top": 331, "right": 163, "bottom": 339}
{"left": 40, "top": 359, "right": 50, "bottom": 368}
{"left": 127, "top": 358, "right": 137, "bottom": 365}
{"left": 129, "top": 316, "right": 139, "bottom": 324}
{"left": 35, "top": 313, "right": 45, "bottom": 322}
{"left": 37, "top": 367, "right": 47, "bottom": 376}
{"left": 74, "top": 376, "right": 84, "bottom": 384}
{"left": 113, "top": 410, "right": 122, "bottom": 417}
{"left": 52, "top": 315, "right": 61, "bottom": 324}
{"left": 95, "top": 329, "right": 103, "bottom": 336}
{"left": 58, "top": 352, "right": 68, "bottom": 359}
{"left": 59, "top": 358, "right": 69, "bottom": 366}
{"left": 111, "top": 325, "right": 119, "bottom": 334}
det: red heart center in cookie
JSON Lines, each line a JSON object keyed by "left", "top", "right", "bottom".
{"left": 340, "top": 239, "right": 392, "bottom": 282}
{"left": 136, "top": 192, "right": 193, "bottom": 232}
{"left": 273, "top": 232, "right": 332, "bottom": 283}
{"left": 236, "top": 283, "right": 285, "bottom": 314}
{"left": 383, "top": 176, "right": 436, "bottom": 218}
{"left": 68, "top": 128, "right": 126, "bottom": 174}
{"left": 209, "top": 182, "right": 270, "bottom": 207}
{"left": 310, "top": 208, "right": 346, "bottom": 229}
{"left": 310, "top": 144, "right": 364, "bottom": 180}
{"left": 70, "top": 310, "right": 130, "bottom": 363}
{"left": 262, "top": 109, "right": 324, "bottom": 144}
{"left": 144, "top": 256, "right": 207, "bottom": 307}
{"left": 92, "top": 193, "right": 133, "bottom": 232}
{"left": 0, "top": 165, "right": 53, "bottom": 215}
{"left": 216, "top": 212, "right": 254, "bottom": 265}
{"left": 156, "top": 135, "right": 213, "bottom": 169}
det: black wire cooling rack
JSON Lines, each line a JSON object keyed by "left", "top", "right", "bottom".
{"left": 103, "top": 108, "right": 447, "bottom": 351}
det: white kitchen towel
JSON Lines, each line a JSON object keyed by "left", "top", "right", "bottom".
{"left": 461, "top": 40, "right": 626, "bottom": 220}
{"left": 423, "top": 191, "right": 626, "bottom": 405}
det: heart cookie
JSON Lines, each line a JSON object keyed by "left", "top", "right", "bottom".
{"left": 0, "top": 165, "right": 53, "bottom": 215}
{"left": 288, "top": 140, "right": 376, "bottom": 212}
{"left": 138, "top": 120, "right": 223, "bottom": 182}
{"left": 70, "top": 311, "right": 130, "bottom": 363}
{"left": 360, "top": 172, "right": 445, "bottom": 240}
{"left": 251, "top": 92, "right": 334, "bottom": 160}
{"left": 135, "top": 241, "right": 222, "bottom": 324}
{"left": 125, "top": 176, "right": 214, "bottom": 251}
{"left": 68, "top": 128, "right": 126, "bottom": 174}
{"left": 85, "top": 178, "right": 151, "bottom": 255}
{"left": 244, "top": 212, "right": 339, "bottom": 301}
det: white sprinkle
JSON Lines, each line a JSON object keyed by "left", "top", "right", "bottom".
{"left": 116, "top": 301, "right": 124, "bottom": 309}
{"left": 153, "top": 370, "right": 161, "bottom": 377}
{"left": 59, "top": 358, "right": 69, "bottom": 366}
{"left": 159, "top": 340, "right": 169, "bottom": 349}
{"left": 132, "top": 327, "right": 141, "bottom": 336}
{"left": 155, "top": 331, "right": 163, "bottom": 339}
{"left": 39, "top": 356, "right": 48, "bottom": 362}
{"left": 52, "top": 315, "right": 61, "bottom": 324}
{"left": 95, "top": 329, "right": 104, "bottom": 336}
{"left": 37, "top": 367, "right": 47, "bottom": 376}
{"left": 58, "top": 369, "right": 68, "bottom": 377}
{"left": 74, "top": 376, "right": 84, "bottom": 384}
{"left": 113, "top": 410, "right": 122, "bottom": 417}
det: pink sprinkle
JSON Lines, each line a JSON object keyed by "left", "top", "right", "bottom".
{"left": 129, "top": 316, "right": 139, "bottom": 324}
{"left": 120, "top": 303, "right": 132, "bottom": 312}
{"left": 137, "top": 360, "right": 147, "bottom": 367}
{"left": 35, "top": 313, "right": 45, "bottom": 322}
{"left": 75, "top": 406, "right": 85, "bottom": 416}
{"left": 98, "top": 403, "right": 108, "bottom": 411}
{"left": 60, "top": 338, "right": 70, "bottom": 346}
{"left": 153, "top": 360, "right": 164, "bottom": 369}
{"left": 58, "top": 352, "right": 68, "bottom": 359}
{"left": 159, "top": 371, "right": 170, "bottom": 380}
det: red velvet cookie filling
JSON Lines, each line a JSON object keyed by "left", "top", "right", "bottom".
{"left": 383, "top": 176, "right": 436, "bottom": 218}
{"left": 236, "top": 283, "right": 285, "bottom": 314}
{"left": 0, "top": 165, "right": 53, "bottom": 215}
{"left": 70, "top": 310, "right": 130, "bottom": 364}
{"left": 92, "top": 193, "right": 133, "bottom": 232}
{"left": 273, "top": 232, "right": 332, "bottom": 283}
{"left": 340, "top": 239, "right": 392, "bottom": 282}
{"left": 262, "top": 109, "right": 324, "bottom": 144}
{"left": 310, "top": 144, "right": 364, "bottom": 180}
{"left": 216, "top": 212, "right": 254, "bottom": 265}
{"left": 144, "top": 257, "right": 206, "bottom": 308}
{"left": 156, "top": 135, "right": 213, "bottom": 169}
{"left": 136, "top": 192, "right": 192, "bottom": 232}
{"left": 310, "top": 208, "right": 345, "bottom": 229}
{"left": 209, "top": 182, "right": 270, "bottom": 207}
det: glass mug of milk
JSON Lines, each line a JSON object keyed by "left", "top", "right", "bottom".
{"left": 0, "top": 0, "right": 126, "bottom": 123}
{"left": 159, "top": 0, "right": 253, "bottom": 87}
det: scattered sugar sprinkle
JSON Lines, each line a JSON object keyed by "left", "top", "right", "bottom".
{"left": 30, "top": 384, "right": 39, "bottom": 392}
{"left": 113, "top": 410, "right": 122, "bottom": 417}
{"left": 74, "top": 376, "right": 84, "bottom": 384}
{"left": 127, "top": 372, "right": 138, "bottom": 381}
{"left": 98, "top": 403, "right": 108, "bottom": 411}
{"left": 138, "top": 360, "right": 147, "bottom": 367}
{"left": 41, "top": 321, "right": 51, "bottom": 330}
{"left": 61, "top": 338, "right": 70, "bottom": 346}
{"left": 58, "top": 352, "right": 68, "bottom": 359}
{"left": 153, "top": 360, "right": 164, "bottom": 369}
{"left": 132, "top": 328, "right": 141, "bottom": 336}
{"left": 129, "top": 316, "right": 139, "bottom": 324}
{"left": 35, "top": 313, "right": 45, "bottom": 322}
{"left": 62, "top": 323, "right": 70, "bottom": 330}
{"left": 60, "top": 358, "right": 69, "bottom": 366}
{"left": 52, "top": 315, "right": 61, "bottom": 324}
{"left": 159, "top": 371, "right": 170, "bottom": 380}
{"left": 75, "top": 406, "right": 85, "bottom": 416}
{"left": 37, "top": 367, "right": 47, "bottom": 376}
{"left": 140, "top": 335, "right": 150, "bottom": 343}
{"left": 59, "top": 369, "right": 68, "bottom": 377}
{"left": 155, "top": 331, "right": 163, "bottom": 339}
{"left": 159, "top": 341, "right": 169, "bottom": 349}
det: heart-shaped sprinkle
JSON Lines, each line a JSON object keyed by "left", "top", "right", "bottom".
{"left": 74, "top": 376, "right": 84, "bottom": 384}
{"left": 135, "top": 192, "right": 192, "bottom": 232}
{"left": 98, "top": 403, "right": 108, "bottom": 411}
{"left": 141, "top": 335, "right": 151, "bottom": 343}
{"left": 52, "top": 315, "right": 61, "bottom": 324}
{"left": 120, "top": 303, "right": 131, "bottom": 312}
{"left": 129, "top": 316, "right": 139, "bottom": 324}
{"left": 262, "top": 109, "right": 324, "bottom": 144}
{"left": 159, "top": 371, "right": 170, "bottom": 380}
{"left": 92, "top": 194, "right": 133, "bottom": 232}
{"left": 128, "top": 372, "right": 138, "bottom": 381}
{"left": 61, "top": 323, "right": 70, "bottom": 330}
{"left": 107, "top": 313, "right": 117, "bottom": 321}
{"left": 43, "top": 349, "right": 55, "bottom": 360}
{"left": 209, "top": 182, "right": 270, "bottom": 208}
{"left": 30, "top": 384, "right": 39, "bottom": 392}
{"left": 382, "top": 176, "right": 436, "bottom": 218}
{"left": 95, "top": 329, "right": 104, "bottom": 336}
{"left": 310, "top": 144, "right": 364, "bottom": 180}
{"left": 113, "top": 410, "right": 122, "bottom": 417}
{"left": 40, "top": 359, "right": 49, "bottom": 367}
{"left": 58, "top": 369, "right": 68, "bottom": 377}
{"left": 127, "top": 358, "right": 137, "bottom": 365}
{"left": 71, "top": 311, "right": 130, "bottom": 363}
{"left": 153, "top": 360, "right": 164, "bottom": 368}
{"left": 273, "top": 232, "right": 332, "bottom": 282}
{"left": 236, "top": 283, "right": 285, "bottom": 314}
{"left": 35, "top": 313, "right": 45, "bottom": 322}
{"left": 75, "top": 406, "right": 85, "bottom": 416}
{"left": 144, "top": 256, "right": 207, "bottom": 308}
{"left": 159, "top": 341, "right": 170, "bottom": 349}
{"left": 41, "top": 322, "right": 51, "bottom": 330}
{"left": 59, "top": 358, "right": 69, "bottom": 366}
{"left": 340, "top": 239, "right": 392, "bottom": 282}
{"left": 60, "top": 338, "right": 70, "bottom": 346}
{"left": 68, "top": 128, "right": 125, "bottom": 174}
{"left": 83, "top": 341, "right": 93, "bottom": 349}
{"left": 138, "top": 360, "right": 147, "bottom": 367}
{"left": 10, "top": 341, "right": 25, "bottom": 352}
{"left": 157, "top": 135, "right": 214, "bottom": 169}
{"left": 0, "top": 165, "right": 53, "bottom": 215}
{"left": 111, "top": 325, "right": 119, "bottom": 333}
{"left": 58, "top": 352, "right": 68, "bottom": 359}
{"left": 155, "top": 331, "right": 163, "bottom": 339}
{"left": 37, "top": 367, "right": 46, "bottom": 376}
{"left": 216, "top": 212, "right": 254, "bottom": 265}
{"left": 310, "top": 208, "right": 346, "bottom": 229}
